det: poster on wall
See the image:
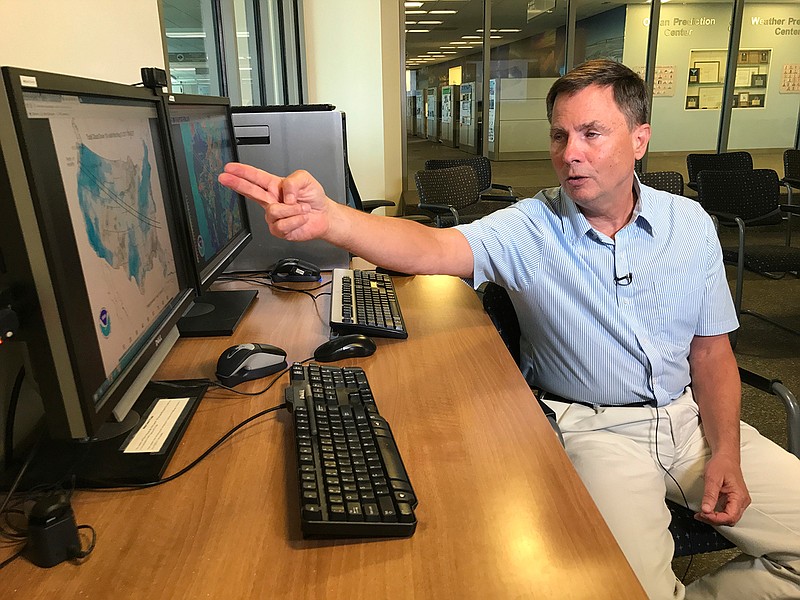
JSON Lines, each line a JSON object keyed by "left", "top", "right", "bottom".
{"left": 633, "top": 66, "right": 675, "bottom": 96}
{"left": 460, "top": 82, "right": 473, "bottom": 126}
{"left": 488, "top": 79, "right": 497, "bottom": 143}
{"left": 441, "top": 87, "right": 452, "bottom": 124}
{"left": 781, "top": 65, "right": 800, "bottom": 93}
{"left": 426, "top": 88, "right": 437, "bottom": 120}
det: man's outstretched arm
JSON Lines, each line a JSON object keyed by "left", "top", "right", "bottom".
{"left": 219, "top": 163, "right": 474, "bottom": 278}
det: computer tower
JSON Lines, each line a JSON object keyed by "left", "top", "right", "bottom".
{"left": 226, "top": 107, "right": 351, "bottom": 272}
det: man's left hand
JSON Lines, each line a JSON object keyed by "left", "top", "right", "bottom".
{"left": 695, "top": 453, "right": 751, "bottom": 526}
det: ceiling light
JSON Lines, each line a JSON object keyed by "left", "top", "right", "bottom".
{"left": 462, "top": 35, "right": 481, "bottom": 39}
{"left": 405, "top": 21, "right": 416, "bottom": 24}
{"left": 468, "top": 41, "right": 483, "bottom": 45}
{"left": 442, "top": 51, "right": 457, "bottom": 54}
{"left": 407, "top": 29, "right": 430, "bottom": 33}
{"left": 490, "top": 35, "right": 502, "bottom": 39}
{"left": 404, "top": 2, "right": 423, "bottom": 7}
{"left": 405, "top": 10, "right": 427, "bottom": 14}
{"left": 418, "top": 20, "right": 443, "bottom": 25}
{"left": 498, "top": 29, "right": 521, "bottom": 33}
{"left": 450, "top": 41, "right": 468, "bottom": 45}
{"left": 440, "top": 46, "right": 456, "bottom": 49}
{"left": 166, "top": 31, "right": 206, "bottom": 38}
{"left": 429, "top": 10, "right": 457, "bottom": 14}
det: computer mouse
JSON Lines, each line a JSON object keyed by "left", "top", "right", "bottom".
{"left": 216, "top": 343, "right": 288, "bottom": 387}
{"left": 270, "top": 257, "right": 321, "bottom": 283}
{"left": 313, "top": 334, "right": 377, "bottom": 363}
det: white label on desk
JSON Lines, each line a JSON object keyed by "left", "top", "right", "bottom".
{"left": 123, "top": 397, "right": 189, "bottom": 453}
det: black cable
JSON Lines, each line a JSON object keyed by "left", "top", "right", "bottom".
{"left": 73, "top": 524, "right": 96, "bottom": 559}
{"left": 84, "top": 402, "right": 286, "bottom": 491}
{"left": 0, "top": 546, "right": 24, "bottom": 569}
{"left": 4, "top": 366, "right": 25, "bottom": 469}
{"left": 654, "top": 407, "right": 694, "bottom": 580}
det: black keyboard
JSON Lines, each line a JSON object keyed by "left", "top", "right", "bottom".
{"left": 285, "top": 363, "right": 418, "bottom": 538}
{"left": 329, "top": 268, "right": 408, "bottom": 339}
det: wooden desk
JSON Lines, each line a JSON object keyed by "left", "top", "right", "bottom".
{"left": 2, "top": 273, "right": 645, "bottom": 599}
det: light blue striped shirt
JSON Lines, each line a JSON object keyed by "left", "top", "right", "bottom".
{"left": 456, "top": 180, "right": 739, "bottom": 406}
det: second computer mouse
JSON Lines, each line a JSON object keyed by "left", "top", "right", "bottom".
{"left": 216, "top": 343, "right": 288, "bottom": 387}
{"left": 314, "top": 334, "right": 377, "bottom": 363}
{"left": 270, "top": 257, "right": 321, "bottom": 283}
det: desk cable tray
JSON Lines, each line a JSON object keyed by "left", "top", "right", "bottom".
{"left": 285, "top": 363, "right": 417, "bottom": 537}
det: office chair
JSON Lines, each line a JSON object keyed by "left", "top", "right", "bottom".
{"left": 346, "top": 164, "right": 431, "bottom": 224}
{"left": 696, "top": 168, "right": 800, "bottom": 346}
{"left": 424, "top": 156, "right": 516, "bottom": 201}
{"left": 639, "top": 170, "right": 685, "bottom": 196}
{"left": 414, "top": 165, "right": 516, "bottom": 227}
{"left": 781, "top": 149, "right": 800, "bottom": 245}
{"left": 686, "top": 151, "right": 753, "bottom": 193}
{"left": 480, "top": 281, "right": 800, "bottom": 558}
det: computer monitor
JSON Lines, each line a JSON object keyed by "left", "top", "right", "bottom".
{"left": 0, "top": 67, "right": 204, "bottom": 486}
{"left": 162, "top": 94, "right": 256, "bottom": 337}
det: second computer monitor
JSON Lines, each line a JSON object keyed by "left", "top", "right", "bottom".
{"left": 164, "top": 94, "right": 256, "bottom": 337}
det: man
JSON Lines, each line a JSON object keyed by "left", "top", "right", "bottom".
{"left": 219, "top": 60, "right": 800, "bottom": 599}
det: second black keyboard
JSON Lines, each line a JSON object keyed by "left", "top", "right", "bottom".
{"left": 329, "top": 268, "right": 408, "bottom": 339}
{"left": 285, "top": 363, "right": 418, "bottom": 538}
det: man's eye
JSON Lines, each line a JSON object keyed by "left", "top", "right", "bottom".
{"left": 586, "top": 131, "right": 600, "bottom": 138}
{"left": 550, "top": 133, "right": 564, "bottom": 142}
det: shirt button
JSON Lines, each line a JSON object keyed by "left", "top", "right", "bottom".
{"left": 623, "top": 298, "right": 631, "bottom": 305}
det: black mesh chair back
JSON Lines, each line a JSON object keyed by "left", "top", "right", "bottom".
{"left": 424, "top": 156, "right": 515, "bottom": 200}
{"left": 697, "top": 168, "right": 782, "bottom": 225}
{"left": 784, "top": 149, "right": 800, "bottom": 187}
{"left": 686, "top": 151, "right": 753, "bottom": 190}
{"left": 639, "top": 171, "right": 684, "bottom": 196}
{"left": 415, "top": 165, "right": 479, "bottom": 212}
{"left": 425, "top": 157, "right": 492, "bottom": 192}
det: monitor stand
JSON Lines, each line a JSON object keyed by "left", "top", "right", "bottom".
{"left": 3, "top": 380, "right": 208, "bottom": 491}
{"left": 177, "top": 289, "right": 258, "bottom": 337}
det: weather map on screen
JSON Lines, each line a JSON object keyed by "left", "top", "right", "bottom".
{"left": 171, "top": 111, "right": 243, "bottom": 267}
{"left": 24, "top": 92, "right": 179, "bottom": 393}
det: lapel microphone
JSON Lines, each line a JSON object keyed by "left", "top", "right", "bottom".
{"left": 614, "top": 273, "right": 633, "bottom": 286}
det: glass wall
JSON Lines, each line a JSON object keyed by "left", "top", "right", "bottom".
{"left": 404, "top": 0, "right": 800, "bottom": 195}
{"left": 162, "top": 0, "right": 304, "bottom": 106}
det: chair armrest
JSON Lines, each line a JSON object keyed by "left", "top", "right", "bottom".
{"left": 740, "top": 367, "right": 800, "bottom": 458}
{"left": 688, "top": 181, "right": 699, "bottom": 192}
{"left": 480, "top": 184, "right": 517, "bottom": 203}
{"left": 704, "top": 209, "right": 739, "bottom": 225}
{"left": 779, "top": 204, "right": 800, "bottom": 216}
{"left": 361, "top": 199, "right": 396, "bottom": 212}
{"left": 418, "top": 202, "right": 460, "bottom": 226}
{"left": 781, "top": 177, "right": 800, "bottom": 190}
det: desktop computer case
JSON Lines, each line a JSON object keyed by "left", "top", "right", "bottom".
{"left": 227, "top": 108, "right": 351, "bottom": 272}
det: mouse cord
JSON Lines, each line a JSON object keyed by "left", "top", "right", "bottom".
{"left": 653, "top": 406, "right": 694, "bottom": 581}
{"left": 83, "top": 362, "right": 315, "bottom": 491}
{"left": 208, "top": 357, "right": 313, "bottom": 396}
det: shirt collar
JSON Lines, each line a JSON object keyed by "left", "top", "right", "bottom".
{"left": 558, "top": 174, "right": 657, "bottom": 244}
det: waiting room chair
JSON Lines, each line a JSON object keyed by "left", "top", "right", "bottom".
{"left": 424, "top": 156, "right": 516, "bottom": 202}
{"left": 782, "top": 149, "right": 800, "bottom": 245}
{"left": 639, "top": 170, "right": 685, "bottom": 196}
{"left": 414, "top": 165, "right": 515, "bottom": 227}
{"left": 480, "top": 281, "right": 800, "bottom": 558}
{"left": 686, "top": 151, "right": 753, "bottom": 193}
{"left": 347, "top": 164, "right": 431, "bottom": 224}
{"left": 697, "top": 168, "right": 800, "bottom": 346}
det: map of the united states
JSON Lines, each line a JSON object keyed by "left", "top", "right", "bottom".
{"left": 76, "top": 141, "right": 169, "bottom": 291}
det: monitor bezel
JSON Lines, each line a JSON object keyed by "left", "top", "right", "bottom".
{"left": 0, "top": 66, "right": 196, "bottom": 439}
{"left": 161, "top": 92, "right": 252, "bottom": 292}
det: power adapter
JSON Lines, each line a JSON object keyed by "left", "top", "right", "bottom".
{"left": 141, "top": 67, "right": 168, "bottom": 90}
{"left": 24, "top": 493, "right": 82, "bottom": 568}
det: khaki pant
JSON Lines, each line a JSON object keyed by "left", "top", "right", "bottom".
{"left": 545, "top": 389, "right": 800, "bottom": 600}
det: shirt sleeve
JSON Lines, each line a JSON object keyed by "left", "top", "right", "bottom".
{"left": 695, "top": 211, "right": 739, "bottom": 336}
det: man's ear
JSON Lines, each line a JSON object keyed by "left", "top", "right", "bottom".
{"left": 632, "top": 123, "right": 651, "bottom": 160}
